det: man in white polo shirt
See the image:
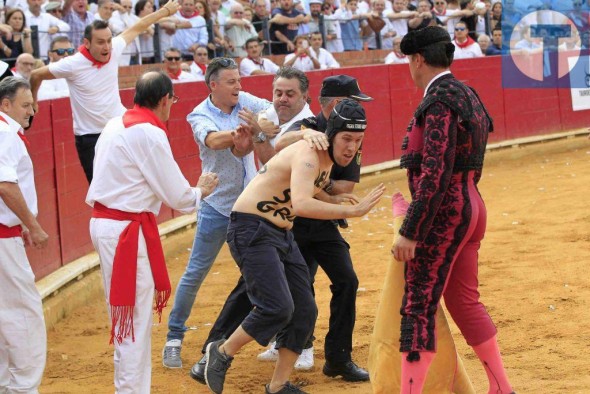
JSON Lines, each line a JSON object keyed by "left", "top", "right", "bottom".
{"left": 86, "top": 70, "right": 218, "bottom": 394}
{"left": 0, "top": 77, "right": 49, "bottom": 394}
{"left": 25, "top": 0, "right": 72, "bottom": 62}
{"left": 164, "top": 47, "right": 198, "bottom": 83}
{"left": 29, "top": 0, "right": 182, "bottom": 183}
{"left": 239, "top": 37, "right": 280, "bottom": 76}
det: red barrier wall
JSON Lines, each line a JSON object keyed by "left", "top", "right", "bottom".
{"left": 26, "top": 57, "right": 590, "bottom": 280}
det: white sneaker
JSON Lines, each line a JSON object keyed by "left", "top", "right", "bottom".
{"left": 294, "top": 347, "right": 314, "bottom": 371}
{"left": 257, "top": 341, "right": 279, "bottom": 362}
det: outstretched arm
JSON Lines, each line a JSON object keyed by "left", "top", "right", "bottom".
{"left": 30, "top": 66, "right": 57, "bottom": 111}
{"left": 119, "top": 0, "right": 181, "bottom": 45}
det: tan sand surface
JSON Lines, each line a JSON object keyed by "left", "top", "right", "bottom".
{"left": 41, "top": 136, "right": 590, "bottom": 393}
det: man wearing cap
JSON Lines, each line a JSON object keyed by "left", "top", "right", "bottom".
{"left": 0, "top": 77, "right": 48, "bottom": 394}
{"left": 202, "top": 99, "right": 385, "bottom": 394}
{"left": 392, "top": 26, "right": 514, "bottom": 393}
{"left": 30, "top": 1, "right": 183, "bottom": 184}
{"left": 25, "top": 0, "right": 72, "bottom": 62}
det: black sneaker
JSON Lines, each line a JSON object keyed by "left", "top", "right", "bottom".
{"left": 205, "top": 339, "right": 233, "bottom": 394}
{"left": 265, "top": 382, "right": 308, "bottom": 393}
{"left": 323, "top": 360, "right": 370, "bottom": 382}
{"left": 189, "top": 354, "right": 207, "bottom": 384}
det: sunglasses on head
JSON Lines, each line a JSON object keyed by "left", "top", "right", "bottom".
{"left": 166, "top": 56, "right": 181, "bottom": 61}
{"left": 51, "top": 47, "right": 75, "bottom": 55}
{"left": 434, "top": 1, "right": 445, "bottom": 4}
{"left": 455, "top": 27, "right": 466, "bottom": 31}
{"left": 213, "top": 58, "right": 237, "bottom": 67}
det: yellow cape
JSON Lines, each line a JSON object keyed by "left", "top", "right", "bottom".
{"left": 368, "top": 215, "right": 475, "bottom": 394}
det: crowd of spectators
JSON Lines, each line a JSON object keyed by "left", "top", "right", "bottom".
{"left": 0, "top": 0, "right": 588, "bottom": 82}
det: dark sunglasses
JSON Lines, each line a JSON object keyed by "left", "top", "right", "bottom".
{"left": 455, "top": 27, "right": 466, "bottom": 31}
{"left": 434, "top": 1, "right": 445, "bottom": 4}
{"left": 166, "top": 56, "right": 181, "bottom": 61}
{"left": 51, "top": 47, "right": 75, "bottom": 55}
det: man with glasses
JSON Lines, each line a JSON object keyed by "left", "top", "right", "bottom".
{"left": 162, "top": 57, "right": 272, "bottom": 369}
{"left": 12, "top": 54, "right": 36, "bottom": 81}
{"left": 37, "top": 37, "right": 74, "bottom": 100}
{"left": 25, "top": 0, "right": 72, "bottom": 62}
{"left": 189, "top": 45, "right": 209, "bottom": 81}
{"left": 225, "top": 3, "right": 258, "bottom": 57}
{"left": 452, "top": 20, "right": 483, "bottom": 58}
{"left": 86, "top": 70, "right": 218, "bottom": 394}
{"left": 172, "top": 0, "right": 209, "bottom": 59}
{"left": 164, "top": 47, "right": 198, "bottom": 82}
{"left": 30, "top": 1, "right": 183, "bottom": 184}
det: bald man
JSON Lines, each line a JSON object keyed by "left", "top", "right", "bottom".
{"left": 13, "top": 54, "right": 36, "bottom": 80}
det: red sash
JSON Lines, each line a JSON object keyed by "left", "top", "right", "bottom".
{"left": 0, "top": 114, "right": 29, "bottom": 148}
{"left": 0, "top": 223, "right": 22, "bottom": 238}
{"left": 92, "top": 202, "right": 171, "bottom": 344}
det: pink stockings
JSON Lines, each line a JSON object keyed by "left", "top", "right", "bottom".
{"left": 400, "top": 336, "right": 513, "bottom": 394}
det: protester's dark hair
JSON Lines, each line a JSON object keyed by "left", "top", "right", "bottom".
{"left": 0, "top": 77, "right": 31, "bottom": 102}
{"left": 134, "top": 70, "right": 173, "bottom": 109}
{"left": 84, "top": 20, "right": 110, "bottom": 42}
{"left": 205, "top": 57, "right": 238, "bottom": 88}
{"left": 274, "top": 67, "right": 309, "bottom": 94}
{"left": 50, "top": 36, "right": 72, "bottom": 51}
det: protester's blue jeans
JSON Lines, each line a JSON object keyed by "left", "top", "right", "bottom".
{"left": 166, "top": 202, "right": 229, "bottom": 341}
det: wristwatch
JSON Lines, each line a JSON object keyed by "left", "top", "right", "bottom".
{"left": 253, "top": 131, "right": 267, "bottom": 143}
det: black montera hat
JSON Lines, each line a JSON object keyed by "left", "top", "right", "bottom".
{"left": 400, "top": 26, "right": 453, "bottom": 55}
{"left": 320, "top": 75, "right": 373, "bottom": 102}
{"left": 325, "top": 99, "right": 367, "bottom": 141}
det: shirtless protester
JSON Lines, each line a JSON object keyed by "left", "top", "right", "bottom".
{"left": 202, "top": 98, "right": 385, "bottom": 394}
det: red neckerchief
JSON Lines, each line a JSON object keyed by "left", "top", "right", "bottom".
{"left": 194, "top": 61, "right": 207, "bottom": 75}
{"left": 122, "top": 105, "right": 169, "bottom": 137}
{"left": 0, "top": 114, "right": 29, "bottom": 147}
{"left": 78, "top": 44, "right": 110, "bottom": 68}
{"left": 248, "top": 56, "right": 264, "bottom": 66}
{"left": 394, "top": 51, "right": 406, "bottom": 59}
{"left": 455, "top": 36, "right": 476, "bottom": 49}
{"left": 10, "top": 67, "right": 16, "bottom": 74}
{"left": 168, "top": 68, "right": 182, "bottom": 80}
{"left": 92, "top": 202, "right": 171, "bottom": 345}
{"left": 433, "top": 8, "right": 445, "bottom": 16}
{"left": 180, "top": 10, "right": 199, "bottom": 18}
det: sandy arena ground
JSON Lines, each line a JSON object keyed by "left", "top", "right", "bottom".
{"left": 40, "top": 136, "right": 590, "bottom": 394}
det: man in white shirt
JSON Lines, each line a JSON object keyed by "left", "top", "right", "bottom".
{"left": 362, "top": 0, "right": 397, "bottom": 49}
{"left": 12, "top": 54, "right": 35, "bottom": 80}
{"left": 309, "top": 31, "right": 341, "bottom": 69}
{"left": 189, "top": 45, "right": 209, "bottom": 81}
{"left": 110, "top": 0, "right": 141, "bottom": 66}
{"left": 86, "top": 70, "right": 218, "bottom": 394}
{"left": 384, "top": 36, "right": 409, "bottom": 64}
{"left": 38, "top": 36, "right": 73, "bottom": 101}
{"left": 164, "top": 47, "right": 198, "bottom": 83}
{"left": 0, "top": 77, "right": 49, "bottom": 394}
{"left": 452, "top": 20, "right": 483, "bottom": 59}
{"left": 283, "top": 35, "right": 321, "bottom": 71}
{"left": 94, "top": 0, "right": 124, "bottom": 34}
{"left": 240, "top": 37, "right": 280, "bottom": 76}
{"left": 25, "top": 0, "right": 72, "bottom": 62}
{"left": 385, "top": 0, "right": 417, "bottom": 38}
{"left": 225, "top": 3, "right": 259, "bottom": 57}
{"left": 30, "top": 0, "right": 182, "bottom": 184}
{"left": 172, "top": 0, "right": 209, "bottom": 58}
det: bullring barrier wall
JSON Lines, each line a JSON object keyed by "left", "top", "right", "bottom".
{"left": 27, "top": 55, "right": 588, "bottom": 280}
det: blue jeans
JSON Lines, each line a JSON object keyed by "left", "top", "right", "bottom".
{"left": 167, "top": 202, "right": 229, "bottom": 341}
